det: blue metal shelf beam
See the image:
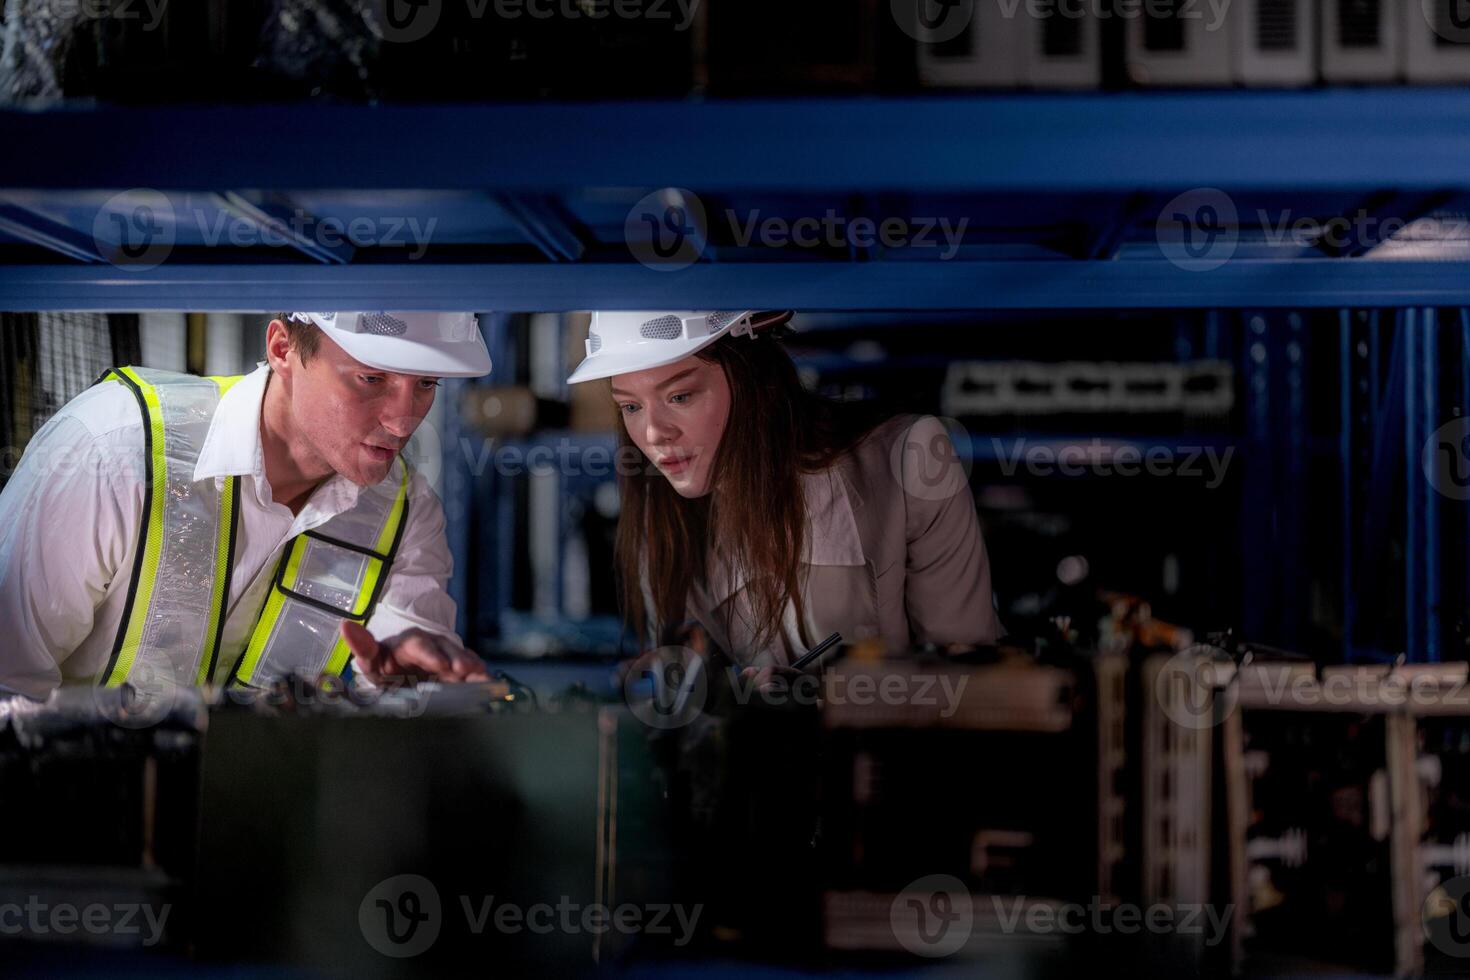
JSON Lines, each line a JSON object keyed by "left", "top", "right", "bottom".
{"left": 3, "top": 91, "right": 1470, "bottom": 191}
{"left": 1406, "top": 308, "right": 1442, "bottom": 662}
{"left": 0, "top": 201, "right": 103, "bottom": 263}
{"left": 8, "top": 258, "right": 1470, "bottom": 311}
{"left": 492, "top": 194, "right": 587, "bottom": 262}
{"left": 211, "top": 192, "right": 355, "bottom": 265}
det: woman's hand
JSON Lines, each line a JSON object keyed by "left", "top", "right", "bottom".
{"left": 738, "top": 663, "right": 812, "bottom": 694}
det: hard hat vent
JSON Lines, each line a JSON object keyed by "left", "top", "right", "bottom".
{"left": 640, "top": 315, "right": 683, "bottom": 341}
{"left": 707, "top": 311, "right": 742, "bottom": 333}
{"left": 362, "top": 313, "right": 409, "bottom": 336}
{"left": 588, "top": 331, "right": 603, "bottom": 354}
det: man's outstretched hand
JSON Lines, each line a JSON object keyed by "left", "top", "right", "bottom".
{"left": 340, "top": 620, "right": 490, "bottom": 684}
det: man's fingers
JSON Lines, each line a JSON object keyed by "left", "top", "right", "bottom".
{"left": 340, "top": 621, "right": 383, "bottom": 679}
{"left": 446, "top": 646, "right": 489, "bottom": 682}
{"left": 350, "top": 627, "right": 487, "bottom": 683}
{"left": 387, "top": 635, "right": 452, "bottom": 677}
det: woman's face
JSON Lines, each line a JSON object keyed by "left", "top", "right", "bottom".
{"left": 610, "top": 355, "right": 731, "bottom": 498}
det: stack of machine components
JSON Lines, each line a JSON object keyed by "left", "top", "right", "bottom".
{"left": 1161, "top": 651, "right": 1470, "bottom": 976}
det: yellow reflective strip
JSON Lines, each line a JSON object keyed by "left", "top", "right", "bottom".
{"left": 105, "top": 368, "right": 168, "bottom": 688}
{"left": 326, "top": 468, "right": 408, "bottom": 674}
{"left": 323, "top": 636, "right": 354, "bottom": 677}
{"left": 351, "top": 464, "right": 410, "bottom": 618}
{"left": 235, "top": 537, "right": 308, "bottom": 686}
{"left": 197, "top": 475, "right": 235, "bottom": 686}
{"left": 377, "top": 462, "right": 411, "bottom": 553}
{"left": 206, "top": 374, "right": 244, "bottom": 396}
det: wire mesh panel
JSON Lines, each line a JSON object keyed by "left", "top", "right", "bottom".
{"left": 0, "top": 312, "right": 140, "bottom": 490}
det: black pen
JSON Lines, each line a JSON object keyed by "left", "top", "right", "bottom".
{"left": 791, "top": 631, "right": 842, "bottom": 671}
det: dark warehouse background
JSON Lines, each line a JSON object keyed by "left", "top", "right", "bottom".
{"left": 2, "top": 1, "right": 1470, "bottom": 978}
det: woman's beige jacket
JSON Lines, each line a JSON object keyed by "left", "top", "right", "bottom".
{"left": 684, "top": 414, "right": 1001, "bottom": 667}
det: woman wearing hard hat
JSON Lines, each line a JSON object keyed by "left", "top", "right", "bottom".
{"left": 566, "top": 311, "right": 1001, "bottom": 677}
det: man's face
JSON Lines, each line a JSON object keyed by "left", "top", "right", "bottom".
{"left": 610, "top": 355, "right": 731, "bottom": 499}
{"left": 284, "top": 333, "right": 440, "bottom": 487}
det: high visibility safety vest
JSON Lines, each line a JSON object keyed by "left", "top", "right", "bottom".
{"left": 94, "top": 367, "right": 412, "bottom": 690}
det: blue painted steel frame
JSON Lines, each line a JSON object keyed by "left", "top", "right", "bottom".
{"left": 1339, "top": 310, "right": 1359, "bottom": 660}
{"left": 1338, "top": 305, "right": 1455, "bottom": 664}
{"left": 446, "top": 312, "right": 521, "bottom": 648}
{"left": 1406, "top": 309, "right": 1442, "bottom": 661}
{"left": 1463, "top": 311, "right": 1470, "bottom": 643}
{"left": 9, "top": 260, "right": 1470, "bottom": 311}
{"left": 4, "top": 91, "right": 1470, "bottom": 191}
{"left": 1240, "top": 311, "right": 1311, "bottom": 649}
{"left": 441, "top": 313, "right": 504, "bottom": 644}
{"left": 0, "top": 203, "right": 104, "bottom": 263}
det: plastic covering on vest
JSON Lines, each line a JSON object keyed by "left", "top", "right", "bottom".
{"left": 233, "top": 458, "right": 407, "bottom": 687}
{"left": 128, "top": 369, "right": 227, "bottom": 687}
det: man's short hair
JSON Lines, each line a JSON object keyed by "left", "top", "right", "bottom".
{"left": 275, "top": 313, "right": 323, "bottom": 363}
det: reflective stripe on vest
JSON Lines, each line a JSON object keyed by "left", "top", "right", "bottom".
{"left": 95, "top": 366, "right": 411, "bottom": 689}
{"left": 100, "top": 367, "right": 242, "bottom": 690}
{"left": 230, "top": 461, "right": 410, "bottom": 687}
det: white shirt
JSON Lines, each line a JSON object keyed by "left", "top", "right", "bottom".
{"left": 0, "top": 364, "right": 460, "bottom": 700}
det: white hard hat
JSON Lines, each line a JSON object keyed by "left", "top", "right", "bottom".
{"left": 566, "top": 310, "right": 759, "bottom": 384}
{"left": 287, "top": 312, "right": 492, "bottom": 378}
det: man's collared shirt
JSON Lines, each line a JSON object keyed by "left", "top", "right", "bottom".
{"left": 0, "top": 363, "right": 459, "bottom": 699}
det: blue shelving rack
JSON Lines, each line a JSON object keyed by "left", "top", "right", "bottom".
{"left": 0, "top": 90, "right": 1463, "bottom": 661}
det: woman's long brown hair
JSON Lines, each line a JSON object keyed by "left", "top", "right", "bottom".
{"left": 613, "top": 323, "right": 881, "bottom": 657}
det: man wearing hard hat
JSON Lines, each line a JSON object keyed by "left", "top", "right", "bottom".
{"left": 0, "top": 312, "right": 492, "bottom": 701}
